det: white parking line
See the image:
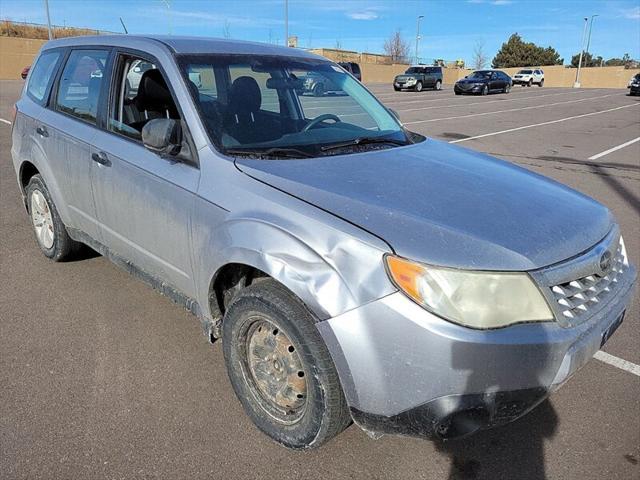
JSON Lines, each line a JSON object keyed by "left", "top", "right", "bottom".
{"left": 395, "top": 90, "right": 594, "bottom": 113}
{"left": 588, "top": 137, "right": 640, "bottom": 160}
{"left": 594, "top": 351, "right": 640, "bottom": 377}
{"left": 0, "top": 118, "right": 12, "bottom": 125}
{"left": 449, "top": 103, "right": 640, "bottom": 144}
{"left": 404, "top": 93, "right": 618, "bottom": 125}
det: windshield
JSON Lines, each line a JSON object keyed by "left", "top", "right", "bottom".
{"left": 405, "top": 67, "right": 439, "bottom": 74}
{"left": 178, "top": 54, "right": 412, "bottom": 158}
{"left": 468, "top": 71, "right": 492, "bottom": 79}
{"left": 518, "top": 70, "right": 533, "bottom": 74}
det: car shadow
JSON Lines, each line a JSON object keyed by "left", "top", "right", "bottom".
{"left": 435, "top": 400, "right": 558, "bottom": 480}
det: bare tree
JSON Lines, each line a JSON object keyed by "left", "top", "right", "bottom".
{"left": 222, "top": 20, "right": 231, "bottom": 39}
{"left": 473, "top": 40, "right": 488, "bottom": 70}
{"left": 383, "top": 29, "right": 411, "bottom": 63}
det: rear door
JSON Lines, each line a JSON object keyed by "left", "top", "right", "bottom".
{"left": 37, "top": 48, "right": 111, "bottom": 241}
{"left": 89, "top": 51, "right": 199, "bottom": 296}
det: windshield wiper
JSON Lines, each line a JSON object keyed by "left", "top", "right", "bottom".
{"left": 226, "top": 147, "right": 314, "bottom": 159}
{"left": 320, "top": 136, "right": 409, "bottom": 152}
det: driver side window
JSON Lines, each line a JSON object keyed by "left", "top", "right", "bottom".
{"left": 108, "top": 54, "right": 181, "bottom": 141}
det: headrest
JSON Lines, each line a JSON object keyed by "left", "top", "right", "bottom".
{"left": 228, "top": 76, "right": 262, "bottom": 114}
{"left": 136, "top": 69, "right": 173, "bottom": 110}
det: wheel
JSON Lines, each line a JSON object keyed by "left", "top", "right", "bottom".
{"left": 313, "top": 83, "right": 324, "bottom": 97}
{"left": 222, "top": 279, "right": 351, "bottom": 449}
{"left": 538, "top": 79, "right": 544, "bottom": 87}
{"left": 481, "top": 85, "right": 489, "bottom": 95}
{"left": 435, "top": 80, "right": 442, "bottom": 91}
{"left": 527, "top": 79, "right": 533, "bottom": 87}
{"left": 26, "top": 174, "right": 80, "bottom": 261}
{"left": 415, "top": 81, "right": 423, "bottom": 92}
{"left": 504, "top": 84, "right": 511, "bottom": 94}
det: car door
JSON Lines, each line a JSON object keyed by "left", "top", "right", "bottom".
{"left": 89, "top": 51, "right": 199, "bottom": 296}
{"left": 489, "top": 71, "right": 502, "bottom": 91}
{"left": 37, "top": 48, "right": 111, "bottom": 242}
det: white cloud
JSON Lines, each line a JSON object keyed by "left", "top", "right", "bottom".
{"left": 492, "top": 0, "right": 513, "bottom": 5}
{"left": 348, "top": 11, "right": 379, "bottom": 21}
{"left": 623, "top": 6, "right": 640, "bottom": 19}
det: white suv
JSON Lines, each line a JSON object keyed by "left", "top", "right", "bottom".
{"left": 512, "top": 68, "right": 544, "bottom": 87}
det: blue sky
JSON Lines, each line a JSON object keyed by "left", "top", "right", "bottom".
{"left": 2, "top": 0, "right": 639, "bottom": 64}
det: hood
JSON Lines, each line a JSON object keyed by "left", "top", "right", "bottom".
{"left": 457, "top": 78, "right": 487, "bottom": 84}
{"left": 395, "top": 74, "right": 417, "bottom": 81}
{"left": 236, "top": 140, "right": 613, "bottom": 271}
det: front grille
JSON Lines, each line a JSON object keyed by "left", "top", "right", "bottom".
{"left": 550, "top": 238, "right": 629, "bottom": 320}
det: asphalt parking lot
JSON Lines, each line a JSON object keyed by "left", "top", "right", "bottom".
{"left": 1, "top": 79, "right": 638, "bottom": 480}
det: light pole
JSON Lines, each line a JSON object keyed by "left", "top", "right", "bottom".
{"left": 43, "top": 0, "right": 53, "bottom": 40}
{"left": 285, "top": 0, "right": 289, "bottom": 46}
{"left": 574, "top": 17, "right": 588, "bottom": 88}
{"left": 160, "top": 0, "right": 172, "bottom": 35}
{"left": 585, "top": 14, "right": 599, "bottom": 60}
{"left": 415, "top": 15, "right": 424, "bottom": 64}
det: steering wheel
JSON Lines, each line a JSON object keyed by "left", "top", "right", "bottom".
{"left": 303, "top": 114, "right": 341, "bottom": 132}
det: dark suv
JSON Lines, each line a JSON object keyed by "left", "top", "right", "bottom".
{"left": 393, "top": 66, "right": 443, "bottom": 92}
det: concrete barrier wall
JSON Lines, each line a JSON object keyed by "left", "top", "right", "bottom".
{"left": 2, "top": 36, "right": 638, "bottom": 87}
{"left": 0, "top": 37, "right": 46, "bottom": 79}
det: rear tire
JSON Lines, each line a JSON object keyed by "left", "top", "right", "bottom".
{"left": 415, "top": 81, "right": 423, "bottom": 92}
{"left": 25, "top": 174, "right": 80, "bottom": 261}
{"left": 481, "top": 85, "right": 489, "bottom": 95}
{"left": 504, "top": 84, "right": 511, "bottom": 94}
{"left": 222, "top": 279, "right": 351, "bottom": 449}
{"left": 435, "top": 80, "right": 442, "bottom": 91}
{"left": 527, "top": 79, "right": 533, "bottom": 87}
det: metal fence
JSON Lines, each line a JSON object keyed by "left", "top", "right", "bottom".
{"left": 1, "top": 19, "right": 120, "bottom": 39}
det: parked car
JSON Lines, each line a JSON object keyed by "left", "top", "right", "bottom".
{"left": 628, "top": 73, "right": 640, "bottom": 95}
{"left": 12, "top": 35, "right": 636, "bottom": 449}
{"left": 299, "top": 70, "right": 344, "bottom": 96}
{"left": 338, "top": 61, "right": 361, "bottom": 81}
{"left": 20, "top": 66, "right": 30, "bottom": 80}
{"left": 512, "top": 68, "right": 544, "bottom": 87}
{"left": 393, "top": 66, "right": 443, "bottom": 92}
{"left": 454, "top": 70, "right": 512, "bottom": 95}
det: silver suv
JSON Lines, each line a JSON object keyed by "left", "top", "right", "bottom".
{"left": 11, "top": 36, "right": 636, "bottom": 449}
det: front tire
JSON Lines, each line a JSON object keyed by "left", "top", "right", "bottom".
{"left": 504, "top": 84, "right": 511, "bottom": 94}
{"left": 481, "top": 84, "right": 489, "bottom": 95}
{"left": 222, "top": 280, "right": 351, "bottom": 449}
{"left": 434, "top": 80, "right": 442, "bottom": 91}
{"left": 313, "top": 83, "right": 324, "bottom": 97}
{"left": 527, "top": 79, "right": 533, "bottom": 87}
{"left": 26, "top": 174, "right": 79, "bottom": 261}
{"left": 415, "top": 81, "right": 423, "bottom": 92}
{"left": 538, "top": 79, "right": 544, "bottom": 87}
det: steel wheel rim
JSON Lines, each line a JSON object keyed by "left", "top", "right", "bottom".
{"left": 243, "top": 316, "right": 308, "bottom": 424}
{"left": 30, "top": 189, "right": 54, "bottom": 249}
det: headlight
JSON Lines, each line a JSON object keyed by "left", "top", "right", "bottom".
{"left": 385, "top": 255, "right": 554, "bottom": 329}
{"left": 406, "top": 78, "right": 416, "bottom": 84}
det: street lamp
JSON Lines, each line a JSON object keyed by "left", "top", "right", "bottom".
{"left": 415, "top": 15, "right": 424, "bottom": 64}
{"left": 43, "top": 0, "right": 53, "bottom": 40}
{"left": 585, "top": 14, "right": 599, "bottom": 61}
{"left": 574, "top": 17, "right": 588, "bottom": 88}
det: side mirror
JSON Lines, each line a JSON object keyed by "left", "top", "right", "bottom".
{"left": 142, "top": 118, "right": 181, "bottom": 157}
{"left": 387, "top": 108, "right": 400, "bottom": 120}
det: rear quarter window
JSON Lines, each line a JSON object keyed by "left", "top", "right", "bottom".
{"left": 26, "top": 51, "right": 61, "bottom": 104}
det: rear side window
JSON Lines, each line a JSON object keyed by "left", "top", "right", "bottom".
{"left": 55, "top": 49, "right": 109, "bottom": 124}
{"left": 26, "top": 51, "right": 61, "bottom": 103}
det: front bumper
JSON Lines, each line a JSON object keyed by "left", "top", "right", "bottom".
{"left": 454, "top": 84, "right": 482, "bottom": 94}
{"left": 316, "top": 265, "right": 636, "bottom": 439}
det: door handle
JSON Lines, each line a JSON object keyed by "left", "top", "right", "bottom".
{"left": 91, "top": 151, "right": 111, "bottom": 167}
{"left": 36, "top": 126, "right": 49, "bottom": 137}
